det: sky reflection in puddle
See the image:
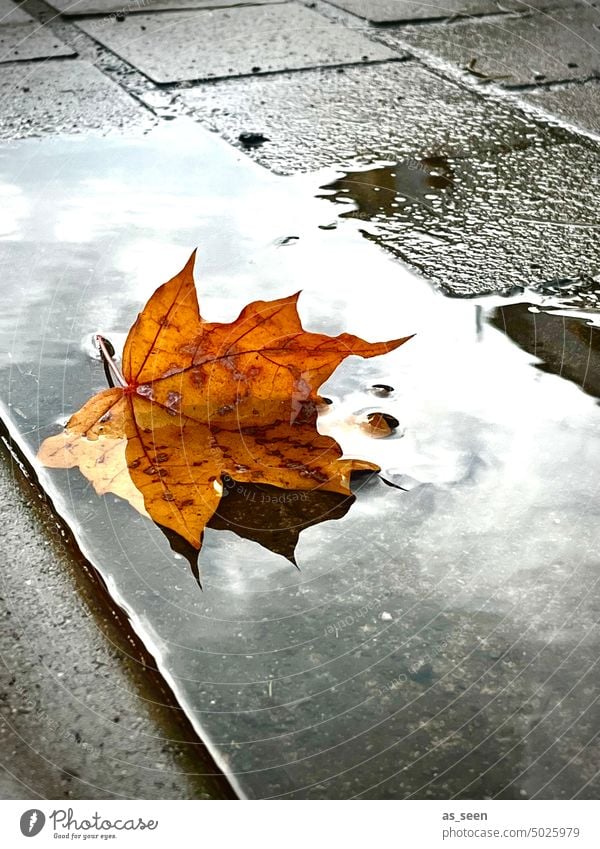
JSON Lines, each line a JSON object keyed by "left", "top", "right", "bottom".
{"left": 0, "top": 121, "right": 599, "bottom": 799}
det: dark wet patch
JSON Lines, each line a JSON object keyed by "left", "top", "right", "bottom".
{"left": 489, "top": 303, "right": 600, "bottom": 401}
{"left": 238, "top": 131, "right": 270, "bottom": 149}
{"left": 367, "top": 411, "right": 399, "bottom": 430}
{"left": 318, "top": 158, "right": 454, "bottom": 222}
{"left": 274, "top": 235, "right": 300, "bottom": 247}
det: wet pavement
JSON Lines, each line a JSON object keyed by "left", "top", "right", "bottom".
{"left": 1, "top": 121, "right": 600, "bottom": 799}
{"left": 0, "top": 435, "right": 234, "bottom": 799}
{"left": 391, "top": 7, "right": 600, "bottom": 86}
{"left": 0, "top": 60, "right": 155, "bottom": 139}
{"left": 523, "top": 81, "right": 600, "bottom": 139}
{"left": 0, "top": 0, "right": 73, "bottom": 62}
{"left": 183, "top": 60, "right": 600, "bottom": 300}
{"left": 75, "top": 3, "right": 396, "bottom": 84}
{"left": 1, "top": 0, "right": 600, "bottom": 801}
{"left": 46, "top": 0, "right": 282, "bottom": 14}
{"left": 324, "top": 0, "right": 580, "bottom": 22}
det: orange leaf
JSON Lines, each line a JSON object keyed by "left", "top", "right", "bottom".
{"left": 38, "top": 252, "right": 412, "bottom": 552}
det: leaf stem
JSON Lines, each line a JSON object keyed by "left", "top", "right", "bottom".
{"left": 96, "top": 335, "right": 128, "bottom": 389}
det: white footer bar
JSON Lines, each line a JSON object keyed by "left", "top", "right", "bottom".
{"left": 0, "top": 799, "right": 598, "bottom": 848}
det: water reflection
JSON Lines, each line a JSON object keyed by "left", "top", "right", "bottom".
{"left": 489, "top": 303, "right": 600, "bottom": 401}
{"left": 318, "top": 157, "right": 454, "bottom": 221}
{"left": 3, "top": 121, "right": 600, "bottom": 800}
{"left": 209, "top": 479, "right": 353, "bottom": 564}
{"left": 158, "top": 483, "right": 352, "bottom": 584}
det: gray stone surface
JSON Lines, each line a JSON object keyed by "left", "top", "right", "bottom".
{"left": 46, "top": 0, "right": 283, "bottom": 16}
{"left": 0, "top": 60, "right": 154, "bottom": 138}
{"left": 316, "top": 143, "right": 600, "bottom": 298}
{"left": 76, "top": 3, "right": 399, "bottom": 84}
{"left": 324, "top": 0, "right": 578, "bottom": 23}
{"left": 0, "top": 20, "right": 74, "bottom": 63}
{"left": 0, "top": 441, "right": 233, "bottom": 799}
{"left": 0, "top": 0, "right": 75, "bottom": 67}
{"left": 182, "top": 61, "right": 600, "bottom": 298}
{"left": 389, "top": 6, "right": 600, "bottom": 86}
{"left": 181, "top": 61, "right": 557, "bottom": 173}
{"left": 522, "top": 80, "right": 600, "bottom": 138}
{"left": 0, "top": 0, "right": 33, "bottom": 25}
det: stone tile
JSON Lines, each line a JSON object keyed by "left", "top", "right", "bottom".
{"left": 389, "top": 7, "right": 600, "bottom": 86}
{"left": 0, "top": 60, "right": 154, "bottom": 137}
{"left": 0, "top": 0, "right": 33, "bottom": 25}
{"left": 324, "top": 0, "right": 578, "bottom": 23}
{"left": 0, "top": 12, "right": 74, "bottom": 62}
{"left": 522, "top": 81, "right": 600, "bottom": 138}
{"left": 181, "top": 61, "right": 559, "bottom": 174}
{"left": 0, "top": 445, "right": 232, "bottom": 801}
{"left": 76, "top": 3, "right": 399, "bottom": 84}
{"left": 46, "top": 0, "right": 282, "bottom": 17}
{"left": 181, "top": 61, "right": 600, "bottom": 298}
{"left": 314, "top": 143, "right": 600, "bottom": 298}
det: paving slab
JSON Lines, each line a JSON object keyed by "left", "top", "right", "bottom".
{"left": 0, "top": 0, "right": 33, "bottom": 25}
{"left": 388, "top": 6, "right": 600, "bottom": 86}
{"left": 0, "top": 60, "right": 155, "bottom": 138}
{"left": 2, "top": 120, "right": 600, "bottom": 799}
{"left": 0, "top": 441, "right": 233, "bottom": 799}
{"left": 182, "top": 61, "right": 600, "bottom": 298}
{"left": 522, "top": 80, "right": 600, "bottom": 138}
{"left": 181, "top": 61, "right": 559, "bottom": 174}
{"left": 323, "top": 0, "right": 578, "bottom": 23}
{"left": 0, "top": 8, "right": 74, "bottom": 63}
{"left": 316, "top": 143, "right": 600, "bottom": 298}
{"left": 46, "top": 0, "right": 283, "bottom": 17}
{"left": 76, "top": 3, "right": 399, "bottom": 84}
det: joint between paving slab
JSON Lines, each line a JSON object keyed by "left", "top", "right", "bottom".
{"left": 15, "top": 0, "right": 166, "bottom": 97}
{"left": 509, "top": 74, "right": 600, "bottom": 92}
{"left": 13, "top": 0, "right": 411, "bottom": 102}
{"left": 357, "top": 9, "right": 536, "bottom": 27}
{"left": 16, "top": 0, "right": 593, "bottom": 155}
{"left": 163, "top": 54, "right": 410, "bottom": 89}
{"left": 362, "top": 31, "right": 600, "bottom": 151}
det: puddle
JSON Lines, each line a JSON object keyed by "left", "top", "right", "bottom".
{"left": 489, "top": 302, "right": 600, "bottom": 402}
{"left": 1, "top": 120, "right": 600, "bottom": 799}
{"left": 318, "top": 157, "right": 454, "bottom": 222}
{"left": 317, "top": 154, "right": 600, "bottom": 304}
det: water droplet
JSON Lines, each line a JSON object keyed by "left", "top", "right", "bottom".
{"left": 368, "top": 412, "right": 399, "bottom": 430}
{"left": 369, "top": 384, "right": 394, "bottom": 396}
{"left": 81, "top": 333, "right": 104, "bottom": 361}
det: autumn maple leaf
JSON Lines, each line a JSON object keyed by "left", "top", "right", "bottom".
{"left": 38, "top": 252, "right": 412, "bottom": 551}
